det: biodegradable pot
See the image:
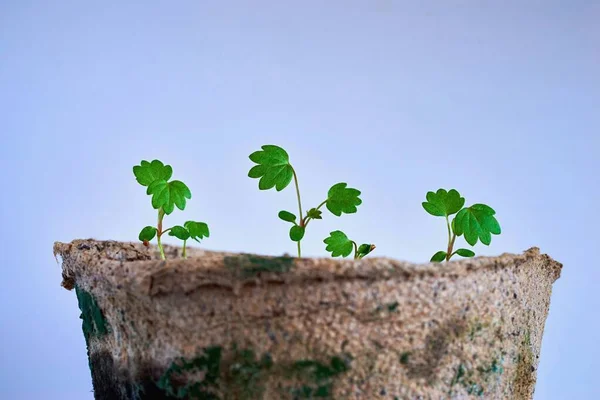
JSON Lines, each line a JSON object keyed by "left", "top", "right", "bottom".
{"left": 53, "top": 240, "right": 561, "bottom": 400}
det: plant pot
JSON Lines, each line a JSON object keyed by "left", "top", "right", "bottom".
{"left": 53, "top": 239, "right": 561, "bottom": 400}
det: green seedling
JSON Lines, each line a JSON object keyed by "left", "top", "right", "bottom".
{"left": 324, "top": 230, "right": 376, "bottom": 259}
{"left": 422, "top": 189, "right": 501, "bottom": 262}
{"left": 134, "top": 160, "right": 210, "bottom": 260}
{"left": 248, "top": 145, "right": 371, "bottom": 258}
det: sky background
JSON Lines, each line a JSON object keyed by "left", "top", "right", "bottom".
{"left": 1, "top": 1, "right": 598, "bottom": 399}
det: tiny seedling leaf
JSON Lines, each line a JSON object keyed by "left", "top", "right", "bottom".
{"left": 184, "top": 221, "right": 210, "bottom": 242}
{"left": 139, "top": 226, "right": 157, "bottom": 242}
{"left": 278, "top": 210, "right": 297, "bottom": 223}
{"left": 289, "top": 225, "right": 305, "bottom": 242}
{"left": 248, "top": 145, "right": 294, "bottom": 191}
{"left": 146, "top": 180, "right": 192, "bottom": 214}
{"left": 357, "top": 243, "right": 376, "bottom": 258}
{"left": 454, "top": 204, "right": 501, "bottom": 246}
{"left": 307, "top": 208, "right": 323, "bottom": 220}
{"left": 430, "top": 251, "right": 447, "bottom": 262}
{"left": 323, "top": 230, "right": 354, "bottom": 258}
{"left": 133, "top": 160, "right": 173, "bottom": 186}
{"left": 422, "top": 189, "right": 465, "bottom": 217}
{"left": 168, "top": 225, "right": 190, "bottom": 241}
{"left": 326, "top": 183, "right": 362, "bottom": 216}
{"left": 455, "top": 248, "right": 475, "bottom": 258}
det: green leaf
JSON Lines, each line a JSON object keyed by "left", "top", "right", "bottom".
{"left": 146, "top": 180, "right": 192, "bottom": 214}
{"left": 278, "top": 210, "right": 297, "bottom": 223}
{"left": 357, "top": 243, "right": 376, "bottom": 258}
{"left": 306, "top": 208, "right": 322, "bottom": 220}
{"left": 248, "top": 145, "right": 294, "bottom": 191}
{"left": 139, "top": 226, "right": 157, "bottom": 242}
{"left": 430, "top": 251, "right": 447, "bottom": 262}
{"left": 133, "top": 160, "right": 173, "bottom": 186}
{"left": 184, "top": 221, "right": 210, "bottom": 242}
{"left": 323, "top": 230, "right": 354, "bottom": 258}
{"left": 455, "top": 248, "right": 475, "bottom": 258}
{"left": 454, "top": 204, "right": 501, "bottom": 246}
{"left": 422, "top": 189, "right": 465, "bottom": 217}
{"left": 168, "top": 225, "right": 190, "bottom": 241}
{"left": 289, "top": 225, "right": 305, "bottom": 242}
{"left": 326, "top": 183, "right": 362, "bottom": 217}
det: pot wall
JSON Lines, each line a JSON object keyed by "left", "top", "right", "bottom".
{"left": 54, "top": 240, "right": 561, "bottom": 400}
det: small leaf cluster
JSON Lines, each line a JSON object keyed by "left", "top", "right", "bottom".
{"left": 323, "top": 230, "right": 376, "bottom": 259}
{"left": 134, "top": 160, "right": 209, "bottom": 259}
{"left": 423, "top": 189, "right": 501, "bottom": 262}
{"left": 134, "top": 160, "right": 191, "bottom": 215}
{"left": 248, "top": 145, "right": 373, "bottom": 259}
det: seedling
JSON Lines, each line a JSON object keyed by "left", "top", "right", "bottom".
{"left": 422, "top": 189, "right": 501, "bottom": 262}
{"left": 134, "top": 160, "right": 209, "bottom": 260}
{"left": 248, "top": 145, "right": 372, "bottom": 258}
{"left": 324, "top": 231, "right": 376, "bottom": 259}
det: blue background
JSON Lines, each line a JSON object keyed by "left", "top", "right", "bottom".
{"left": 1, "top": 1, "right": 598, "bottom": 399}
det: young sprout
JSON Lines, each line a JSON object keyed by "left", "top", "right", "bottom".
{"left": 422, "top": 189, "right": 501, "bottom": 262}
{"left": 248, "top": 145, "right": 365, "bottom": 258}
{"left": 324, "top": 230, "right": 376, "bottom": 259}
{"left": 134, "top": 160, "right": 209, "bottom": 260}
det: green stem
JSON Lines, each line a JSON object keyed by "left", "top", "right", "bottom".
{"left": 291, "top": 167, "right": 303, "bottom": 258}
{"left": 157, "top": 209, "right": 166, "bottom": 260}
{"left": 182, "top": 239, "right": 187, "bottom": 259}
{"left": 315, "top": 199, "right": 327, "bottom": 211}
{"left": 352, "top": 241, "right": 359, "bottom": 259}
{"left": 445, "top": 215, "right": 456, "bottom": 262}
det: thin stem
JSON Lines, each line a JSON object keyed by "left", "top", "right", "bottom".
{"left": 157, "top": 209, "right": 166, "bottom": 260}
{"left": 160, "top": 227, "right": 172, "bottom": 236}
{"left": 182, "top": 239, "right": 187, "bottom": 259}
{"left": 315, "top": 199, "right": 327, "bottom": 211}
{"left": 445, "top": 215, "right": 456, "bottom": 262}
{"left": 291, "top": 167, "right": 303, "bottom": 258}
{"left": 352, "top": 241, "right": 359, "bottom": 259}
{"left": 156, "top": 234, "right": 166, "bottom": 260}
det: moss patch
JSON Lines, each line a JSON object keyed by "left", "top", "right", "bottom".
{"left": 224, "top": 254, "right": 295, "bottom": 278}
{"left": 156, "top": 346, "right": 351, "bottom": 399}
{"left": 157, "top": 346, "right": 222, "bottom": 399}
{"left": 75, "top": 285, "right": 109, "bottom": 343}
{"left": 222, "top": 346, "right": 274, "bottom": 399}
{"left": 285, "top": 354, "right": 352, "bottom": 399}
{"left": 399, "top": 352, "right": 411, "bottom": 365}
{"left": 447, "top": 355, "right": 505, "bottom": 397}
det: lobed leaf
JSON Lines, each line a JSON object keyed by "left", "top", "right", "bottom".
{"left": 248, "top": 145, "right": 294, "bottom": 191}
{"left": 133, "top": 160, "right": 173, "bottom": 186}
{"left": 326, "top": 183, "right": 362, "bottom": 217}
{"left": 184, "top": 221, "right": 210, "bottom": 242}
{"left": 146, "top": 180, "right": 192, "bottom": 214}
{"left": 422, "top": 189, "right": 465, "bottom": 217}
{"left": 306, "top": 208, "right": 322, "bottom": 220}
{"left": 454, "top": 204, "right": 501, "bottom": 246}
{"left": 323, "top": 230, "right": 354, "bottom": 258}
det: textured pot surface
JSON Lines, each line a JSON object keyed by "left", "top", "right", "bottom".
{"left": 54, "top": 240, "right": 561, "bottom": 400}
